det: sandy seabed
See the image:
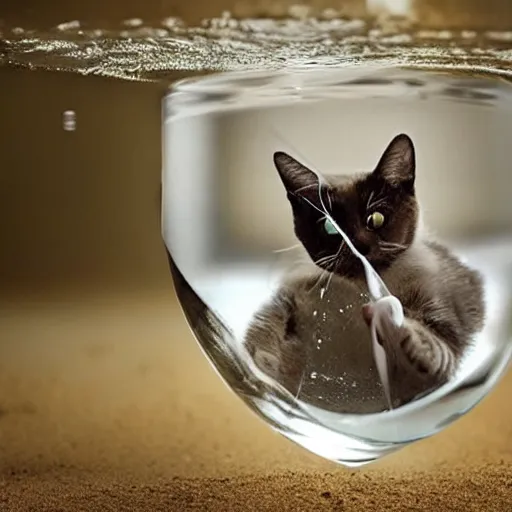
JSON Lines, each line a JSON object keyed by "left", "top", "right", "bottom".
{"left": 3, "top": 464, "right": 512, "bottom": 511}
{"left": 0, "top": 291, "right": 511, "bottom": 511}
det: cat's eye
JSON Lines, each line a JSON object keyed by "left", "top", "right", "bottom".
{"left": 367, "top": 211, "right": 385, "bottom": 230}
{"left": 323, "top": 218, "right": 338, "bottom": 235}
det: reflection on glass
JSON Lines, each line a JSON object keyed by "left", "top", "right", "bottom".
{"left": 162, "top": 66, "right": 512, "bottom": 466}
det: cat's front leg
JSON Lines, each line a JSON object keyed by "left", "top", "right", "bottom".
{"left": 244, "top": 310, "right": 284, "bottom": 379}
{"left": 243, "top": 290, "right": 306, "bottom": 391}
{"left": 398, "top": 318, "right": 457, "bottom": 379}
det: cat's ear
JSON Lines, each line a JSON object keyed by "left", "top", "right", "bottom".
{"left": 374, "top": 134, "right": 415, "bottom": 188}
{"left": 273, "top": 151, "right": 319, "bottom": 196}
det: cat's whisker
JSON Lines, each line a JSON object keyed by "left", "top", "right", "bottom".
{"left": 293, "top": 368, "right": 306, "bottom": 404}
{"left": 380, "top": 241, "right": 407, "bottom": 248}
{"left": 314, "top": 254, "right": 336, "bottom": 266}
{"left": 273, "top": 243, "right": 301, "bottom": 254}
{"left": 378, "top": 241, "right": 407, "bottom": 253}
{"left": 311, "top": 267, "right": 330, "bottom": 291}
{"left": 315, "top": 254, "right": 333, "bottom": 263}
{"left": 379, "top": 241, "right": 406, "bottom": 247}
{"left": 367, "top": 196, "right": 388, "bottom": 212}
{"left": 318, "top": 262, "right": 334, "bottom": 272}
{"left": 379, "top": 244, "right": 401, "bottom": 250}
{"left": 366, "top": 191, "right": 375, "bottom": 210}
{"left": 325, "top": 265, "right": 336, "bottom": 293}
{"left": 323, "top": 243, "right": 344, "bottom": 293}
{"left": 295, "top": 183, "right": 318, "bottom": 195}
{"left": 312, "top": 252, "right": 343, "bottom": 292}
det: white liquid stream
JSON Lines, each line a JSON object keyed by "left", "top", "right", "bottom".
{"left": 308, "top": 174, "right": 402, "bottom": 409}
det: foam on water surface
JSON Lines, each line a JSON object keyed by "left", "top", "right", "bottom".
{"left": 2, "top": 14, "right": 512, "bottom": 81}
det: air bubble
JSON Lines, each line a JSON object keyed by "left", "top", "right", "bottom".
{"left": 62, "top": 110, "right": 76, "bottom": 131}
{"left": 57, "top": 20, "right": 81, "bottom": 31}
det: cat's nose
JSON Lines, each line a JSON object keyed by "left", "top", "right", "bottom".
{"left": 353, "top": 233, "right": 371, "bottom": 256}
{"left": 354, "top": 240, "right": 370, "bottom": 256}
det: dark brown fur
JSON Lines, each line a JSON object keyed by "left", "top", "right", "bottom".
{"left": 243, "top": 134, "right": 486, "bottom": 412}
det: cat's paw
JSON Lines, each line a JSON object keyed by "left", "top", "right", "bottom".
{"left": 280, "top": 336, "right": 306, "bottom": 377}
{"left": 400, "top": 334, "right": 434, "bottom": 375}
{"left": 253, "top": 349, "right": 281, "bottom": 377}
{"left": 362, "top": 297, "right": 406, "bottom": 347}
{"left": 252, "top": 337, "right": 305, "bottom": 385}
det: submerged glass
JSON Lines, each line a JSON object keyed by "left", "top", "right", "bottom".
{"left": 162, "top": 65, "right": 512, "bottom": 466}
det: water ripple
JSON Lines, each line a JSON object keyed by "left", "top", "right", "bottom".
{"left": 1, "top": 15, "right": 512, "bottom": 81}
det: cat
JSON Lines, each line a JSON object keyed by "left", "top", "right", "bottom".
{"left": 243, "top": 134, "right": 486, "bottom": 413}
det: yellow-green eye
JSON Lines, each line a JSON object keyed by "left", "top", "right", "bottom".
{"left": 323, "top": 218, "right": 338, "bottom": 235}
{"left": 367, "top": 211, "right": 385, "bottom": 230}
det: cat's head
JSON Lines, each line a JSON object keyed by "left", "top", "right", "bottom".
{"left": 273, "top": 134, "right": 419, "bottom": 278}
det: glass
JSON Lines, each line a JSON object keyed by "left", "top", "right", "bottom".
{"left": 1, "top": 0, "right": 510, "bottom": 471}
{"left": 162, "top": 65, "right": 512, "bottom": 466}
